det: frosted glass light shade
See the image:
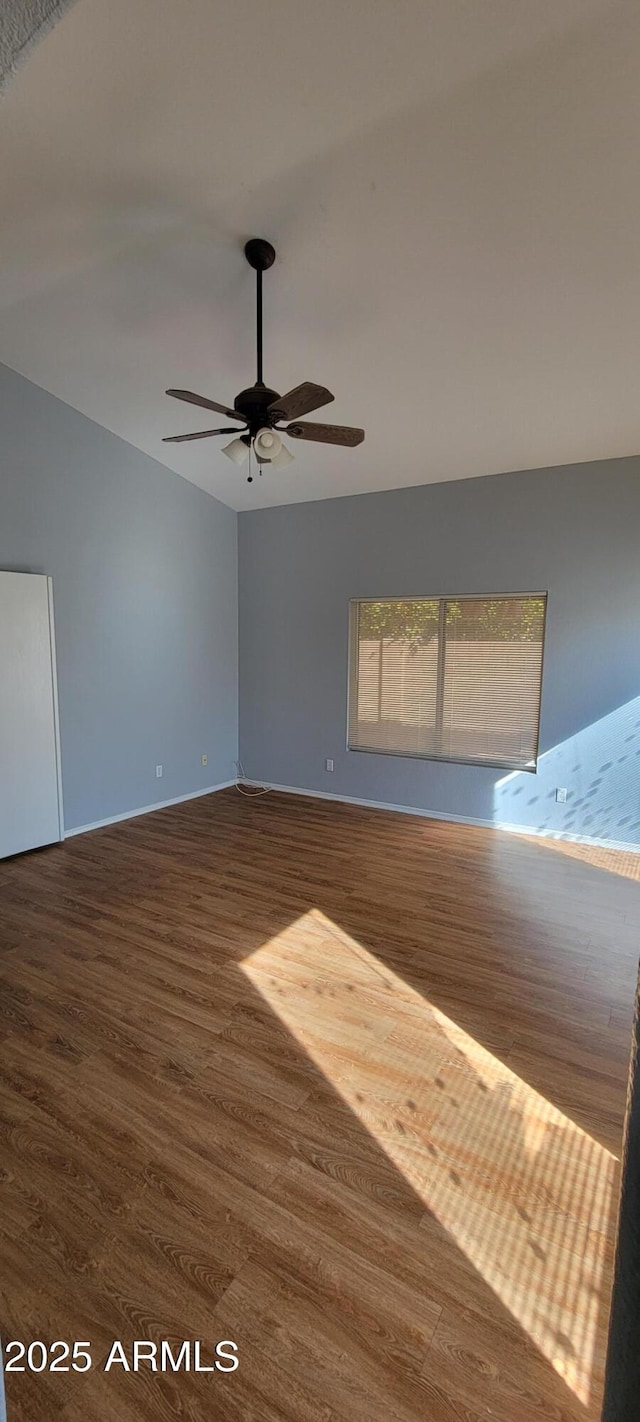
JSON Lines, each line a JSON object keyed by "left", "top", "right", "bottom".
{"left": 222, "top": 437, "right": 249, "bottom": 465}
{"left": 271, "top": 443, "right": 295, "bottom": 469}
{"left": 254, "top": 427, "right": 282, "bottom": 461}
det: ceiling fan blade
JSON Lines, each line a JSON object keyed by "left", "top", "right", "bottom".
{"left": 162, "top": 428, "right": 240, "bottom": 443}
{"left": 269, "top": 383, "right": 334, "bottom": 421}
{"left": 286, "top": 421, "right": 365, "bottom": 447}
{"left": 166, "top": 389, "right": 246, "bottom": 422}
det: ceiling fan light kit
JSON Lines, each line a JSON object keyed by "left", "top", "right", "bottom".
{"left": 164, "top": 239, "right": 364, "bottom": 482}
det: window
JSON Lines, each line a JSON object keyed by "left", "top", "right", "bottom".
{"left": 348, "top": 594, "right": 546, "bottom": 771}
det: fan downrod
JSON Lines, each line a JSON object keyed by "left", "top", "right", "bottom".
{"left": 244, "top": 238, "right": 276, "bottom": 271}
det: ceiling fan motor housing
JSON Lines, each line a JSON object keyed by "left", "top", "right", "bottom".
{"left": 233, "top": 382, "right": 281, "bottom": 436}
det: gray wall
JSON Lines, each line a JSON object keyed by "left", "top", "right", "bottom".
{"left": 239, "top": 458, "right": 640, "bottom": 848}
{"left": 3, "top": 359, "right": 639, "bottom": 850}
{"left": 0, "top": 363, "right": 238, "bottom": 831}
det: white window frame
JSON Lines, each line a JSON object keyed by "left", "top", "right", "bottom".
{"left": 346, "top": 591, "right": 547, "bottom": 773}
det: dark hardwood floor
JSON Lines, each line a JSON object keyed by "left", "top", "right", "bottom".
{"left": 0, "top": 788, "right": 638, "bottom": 1420}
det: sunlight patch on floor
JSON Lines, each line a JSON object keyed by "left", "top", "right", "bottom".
{"left": 514, "top": 833, "right": 640, "bottom": 881}
{"left": 241, "top": 909, "right": 617, "bottom": 1406}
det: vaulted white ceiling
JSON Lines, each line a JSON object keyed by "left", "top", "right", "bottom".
{"left": 1, "top": 0, "right": 639, "bottom": 511}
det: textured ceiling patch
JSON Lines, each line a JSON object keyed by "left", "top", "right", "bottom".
{"left": 0, "top": 0, "right": 77, "bottom": 92}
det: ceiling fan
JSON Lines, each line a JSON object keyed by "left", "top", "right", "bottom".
{"left": 163, "top": 238, "right": 364, "bottom": 482}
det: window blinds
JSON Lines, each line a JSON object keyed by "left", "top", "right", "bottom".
{"left": 348, "top": 594, "right": 546, "bottom": 770}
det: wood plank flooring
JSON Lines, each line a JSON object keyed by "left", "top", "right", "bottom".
{"left": 0, "top": 788, "right": 638, "bottom": 1421}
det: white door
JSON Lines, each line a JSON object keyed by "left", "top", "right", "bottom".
{"left": 0, "top": 571, "right": 63, "bottom": 858}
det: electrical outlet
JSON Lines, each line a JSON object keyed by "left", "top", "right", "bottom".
{"left": 156, "top": 764, "right": 163, "bottom": 778}
{"left": 201, "top": 753, "right": 208, "bottom": 767}
{"left": 555, "top": 787, "right": 568, "bottom": 803}
{"left": 325, "top": 758, "right": 334, "bottom": 772}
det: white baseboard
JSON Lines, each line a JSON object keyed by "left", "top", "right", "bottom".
{"left": 64, "top": 780, "right": 235, "bottom": 838}
{"left": 259, "top": 780, "right": 640, "bottom": 855}
{"left": 64, "top": 773, "right": 640, "bottom": 856}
